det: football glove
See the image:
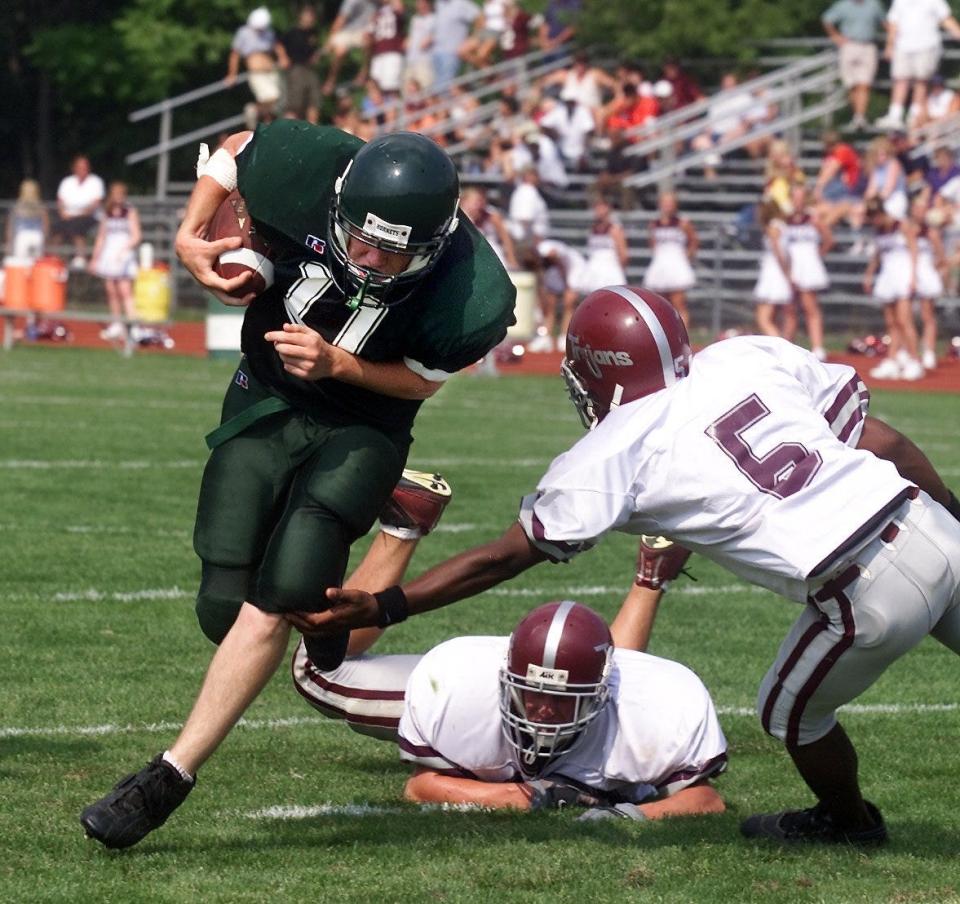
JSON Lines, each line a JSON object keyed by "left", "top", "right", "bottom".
{"left": 635, "top": 535, "right": 693, "bottom": 590}
{"left": 379, "top": 469, "right": 452, "bottom": 540}
{"left": 527, "top": 779, "right": 602, "bottom": 811}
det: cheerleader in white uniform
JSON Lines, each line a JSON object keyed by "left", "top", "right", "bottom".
{"left": 910, "top": 195, "right": 945, "bottom": 371}
{"left": 643, "top": 190, "right": 699, "bottom": 328}
{"left": 530, "top": 239, "right": 588, "bottom": 351}
{"left": 783, "top": 182, "right": 832, "bottom": 361}
{"left": 753, "top": 200, "right": 796, "bottom": 341}
{"left": 862, "top": 199, "right": 923, "bottom": 380}
{"left": 90, "top": 181, "right": 141, "bottom": 341}
{"left": 580, "top": 197, "right": 628, "bottom": 292}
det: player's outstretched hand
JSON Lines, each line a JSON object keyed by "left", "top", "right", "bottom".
{"left": 527, "top": 779, "right": 602, "bottom": 810}
{"left": 285, "top": 588, "right": 381, "bottom": 636}
{"left": 175, "top": 231, "right": 255, "bottom": 306}
{"left": 265, "top": 322, "right": 341, "bottom": 380}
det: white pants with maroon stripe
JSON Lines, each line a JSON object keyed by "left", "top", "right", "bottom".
{"left": 292, "top": 639, "right": 421, "bottom": 742}
{"left": 758, "top": 491, "right": 960, "bottom": 747}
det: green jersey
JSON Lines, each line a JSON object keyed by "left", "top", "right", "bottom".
{"left": 235, "top": 120, "right": 516, "bottom": 438}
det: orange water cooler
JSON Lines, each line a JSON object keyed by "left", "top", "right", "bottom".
{"left": 30, "top": 257, "right": 67, "bottom": 313}
{"left": 3, "top": 258, "right": 33, "bottom": 309}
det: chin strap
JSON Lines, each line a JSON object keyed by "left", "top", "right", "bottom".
{"left": 346, "top": 272, "right": 373, "bottom": 310}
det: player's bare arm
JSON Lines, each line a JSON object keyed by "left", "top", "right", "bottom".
{"left": 857, "top": 415, "right": 956, "bottom": 511}
{"left": 263, "top": 322, "right": 443, "bottom": 399}
{"left": 287, "top": 522, "right": 547, "bottom": 634}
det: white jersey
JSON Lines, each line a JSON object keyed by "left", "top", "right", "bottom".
{"left": 398, "top": 636, "right": 727, "bottom": 797}
{"left": 519, "top": 336, "right": 913, "bottom": 602}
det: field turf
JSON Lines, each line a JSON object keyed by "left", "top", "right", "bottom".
{"left": 1, "top": 346, "right": 959, "bottom": 904}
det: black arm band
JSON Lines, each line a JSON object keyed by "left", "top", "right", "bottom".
{"left": 374, "top": 585, "right": 409, "bottom": 628}
{"left": 947, "top": 490, "right": 960, "bottom": 524}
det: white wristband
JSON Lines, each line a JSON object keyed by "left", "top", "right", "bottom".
{"left": 196, "top": 143, "right": 238, "bottom": 192}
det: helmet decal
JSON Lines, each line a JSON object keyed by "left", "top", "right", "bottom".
{"left": 362, "top": 212, "right": 412, "bottom": 248}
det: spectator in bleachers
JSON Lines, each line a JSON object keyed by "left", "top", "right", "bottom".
{"left": 909, "top": 193, "right": 946, "bottom": 369}
{"left": 812, "top": 130, "right": 865, "bottom": 228}
{"left": 538, "top": 0, "right": 579, "bottom": 53}
{"left": 742, "top": 70, "right": 779, "bottom": 160}
{"left": 506, "top": 164, "right": 550, "bottom": 259}
{"left": 538, "top": 89, "right": 596, "bottom": 172}
{"left": 54, "top": 154, "right": 105, "bottom": 270}
{"left": 460, "top": 186, "right": 519, "bottom": 269}
{"left": 282, "top": 5, "right": 322, "bottom": 124}
{"left": 504, "top": 126, "right": 568, "bottom": 201}
{"left": 431, "top": 0, "right": 480, "bottom": 89}
{"left": 542, "top": 51, "right": 617, "bottom": 130}
{"left": 322, "top": 0, "right": 378, "bottom": 95}
{"left": 6, "top": 179, "right": 49, "bottom": 263}
{"left": 923, "top": 144, "right": 960, "bottom": 202}
{"left": 762, "top": 139, "right": 805, "bottom": 216}
{"left": 593, "top": 130, "right": 638, "bottom": 210}
{"left": 460, "top": 0, "right": 509, "bottom": 69}
{"left": 691, "top": 72, "right": 752, "bottom": 180}
{"left": 90, "top": 181, "right": 141, "bottom": 343}
{"left": 500, "top": 0, "right": 541, "bottom": 61}
{"left": 875, "top": 0, "right": 960, "bottom": 130}
{"left": 862, "top": 199, "right": 925, "bottom": 380}
{"left": 404, "top": 0, "right": 436, "bottom": 92}
{"left": 821, "top": 0, "right": 886, "bottom": 132}
{"left": 603, "top": 81, "right": 659, "bottom": 139}
{"left": 908, "top": 73, "right": 960, "bottom": 127}
{"left": 331, "top": 92, "right": 377, "bottom": 139}
{"left": 367, "top": 0, "right": 407, "bottom": 104}
{"left": 863, "top": 135, "right": 909, "bottom": 218}
{"left": 660, "top": 57, "right": 704, "bottom": 112}
{"left": 783, "top": 182, "right": 832, "bottom": 362}
{"left": 643, "top": 190, "right": 698, "bottom": 329}
{"left": 225, "top": 7, "right": 289, "bottom": 129}
{"left": 359, "top": 76, "right": 398, "bottom": 129}
{"left": 752, "top": 200, "right": 796, "bottom": 341}
{"left": 888, "top": 128, "right": 929, "bottom": 197}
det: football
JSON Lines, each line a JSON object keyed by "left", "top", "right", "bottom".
{"left": 208, "top": 190, "right": 275, "bottom": 298}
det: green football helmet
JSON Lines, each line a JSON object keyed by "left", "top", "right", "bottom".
{"left": 328, "top": 131, "right": 461, "bottom": 308}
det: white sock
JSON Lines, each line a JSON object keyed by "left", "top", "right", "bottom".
{"left": 162, "top": 750, "right": 195, "bottom": 783}
{"left": 887, "top": 103, "right": 904, "bottom": 121}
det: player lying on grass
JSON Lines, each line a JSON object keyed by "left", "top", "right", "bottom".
{"left": 294, "top": 286, "right": 960, "bottom": 847}
{"left": 294, "top": 543, "right": 726, "bottom": 820}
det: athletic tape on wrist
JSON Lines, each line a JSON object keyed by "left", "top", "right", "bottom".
{"left": 374, "top": 585, "right": 409, "bottom": 628}
{"left": 196, "top": 143, "right": 238, "bottom": 192}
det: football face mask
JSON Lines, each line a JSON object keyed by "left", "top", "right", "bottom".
{"left": 327, "top": 132, "right": 460, "bottom": 309}
{"left": 498, "top": 600, "right": 613, "bottom": 778}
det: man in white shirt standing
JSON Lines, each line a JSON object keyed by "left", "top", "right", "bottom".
{"left": 305, "top": 286, "right": 960, "bottom": 847}
{"left": 55, "top": 154, "right": 105, "bottom": 270}
{"left": 876, "top": 0, "right": 960, "bottom": 129}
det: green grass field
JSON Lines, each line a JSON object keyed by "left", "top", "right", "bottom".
{"left": 1, "top": 346, "right": 959, "bottom": 904}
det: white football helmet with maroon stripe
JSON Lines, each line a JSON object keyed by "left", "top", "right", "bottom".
{"left": 562, "top": 286, "right": 691, "bottom": 429}
{"left": 499, "top": 601, "right": 613, "bottom": 777}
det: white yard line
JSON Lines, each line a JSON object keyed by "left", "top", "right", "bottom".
{"left": 3, "top": 703, "right": 956, "bottom": 742}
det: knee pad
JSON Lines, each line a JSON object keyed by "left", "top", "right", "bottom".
{"left": 195, "top": 563, "right": 253, "bottom": 644}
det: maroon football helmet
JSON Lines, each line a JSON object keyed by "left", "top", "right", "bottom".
{"left": 562, "top": 286, "right": 691, "bottom": 429}
{"left": 499, "top": 601, "right": 613, "bottom": 777}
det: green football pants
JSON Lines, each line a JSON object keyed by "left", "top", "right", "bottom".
{"left": 193, "top": 367, "right": 407, "bottom": 643}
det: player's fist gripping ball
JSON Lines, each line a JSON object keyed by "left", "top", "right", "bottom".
{"left": 209, "top": 191, "right": 275, "bottom": 297}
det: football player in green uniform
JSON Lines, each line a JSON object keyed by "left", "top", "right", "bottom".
{"left": 80, "top": 121, "right": 516, "bottom": 849}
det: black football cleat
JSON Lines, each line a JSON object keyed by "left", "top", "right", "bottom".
{"left": 740, "top": 800, "right": 887, "bottom": 846}
{"left": 81, "top": 755, "right": 194, "bottom": 849}
{"left": 303, "top": 629, "right": 351, "bottom": 672}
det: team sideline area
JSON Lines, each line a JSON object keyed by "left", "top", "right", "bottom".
{"left": 1, "top": 346, "right": 958, "bottom": 902}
